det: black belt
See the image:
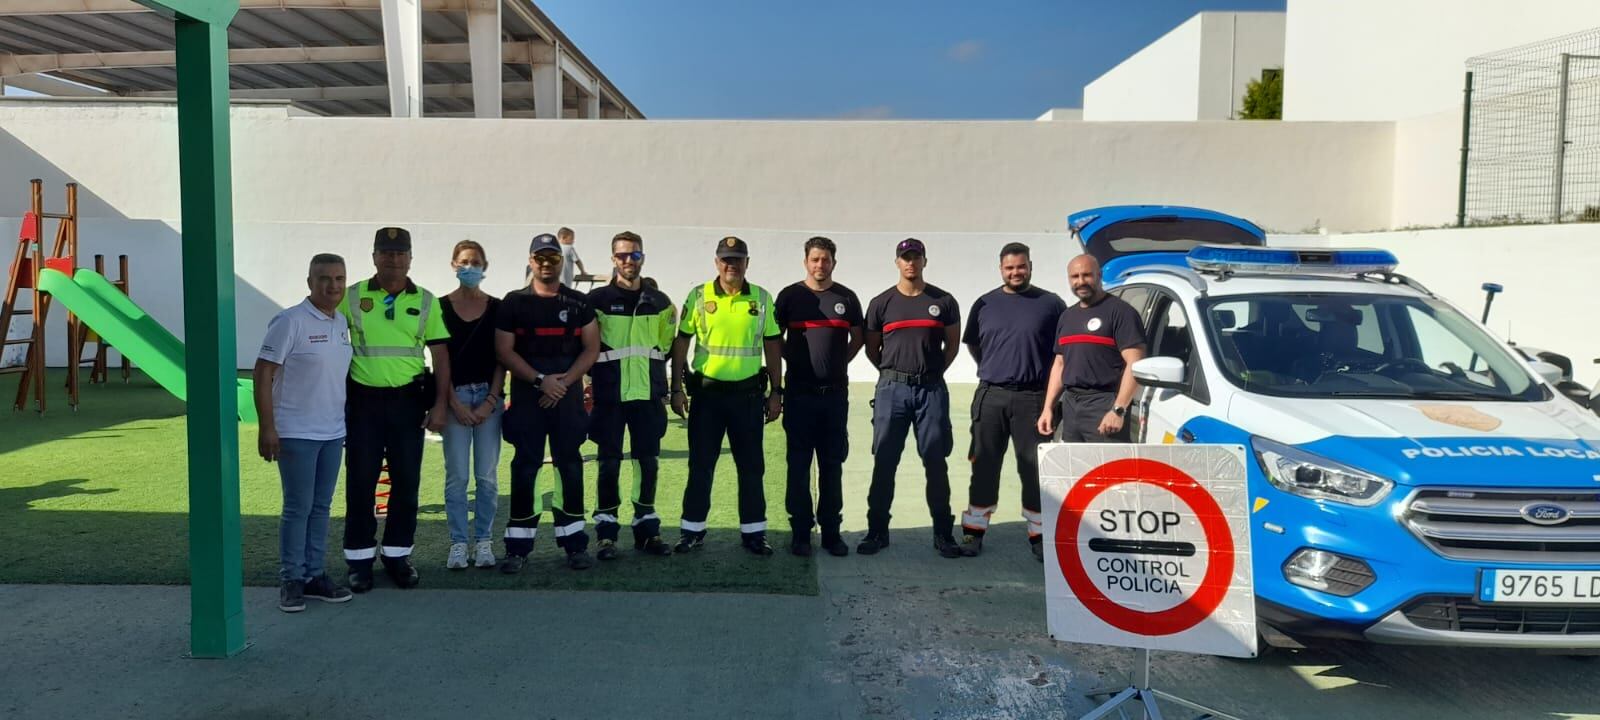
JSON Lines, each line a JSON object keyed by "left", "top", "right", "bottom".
{"left": 980, "top": 381, "right": 1045, "bottom": 392}
{"left": 787, "top": 382, "right": 846, "bottom": 395}
{"left": 880, "top": 369, "right": 943, "bottom": 386}
{"left": 696, "top": 374, "right": 764, "bottom": 395}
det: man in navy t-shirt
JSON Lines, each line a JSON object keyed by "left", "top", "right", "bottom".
{"left": 1038, "top": 254, "right": 1146, "bottom": 444}
{"left": 860, "top": 238, "right": 964, "bottom": 559}
{"left": 961, "top": 242, "right": 1066, "bottom": 562}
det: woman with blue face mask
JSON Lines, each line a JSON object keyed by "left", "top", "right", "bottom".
{"left": 439, "top": 240, "right": 506, "bottom": 570}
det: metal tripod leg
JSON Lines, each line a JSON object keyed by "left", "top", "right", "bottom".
{"left": 1078, "top": 687, "right": 1144, "bottom": 720}
{"left": 1150, "top": 689, "right": 1241, "bottom": 720}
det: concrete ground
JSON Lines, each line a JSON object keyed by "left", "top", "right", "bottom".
{"left": 4, "top": 384, "right": 1600, "bottom": 719}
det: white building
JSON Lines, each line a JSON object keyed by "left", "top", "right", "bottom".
{"left": 1082, "top": 12, "right": 1285, "bottom": 122}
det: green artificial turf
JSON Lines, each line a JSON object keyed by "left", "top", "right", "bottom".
{"left": 0, "top": 371, "right": 816, "bottom": 595}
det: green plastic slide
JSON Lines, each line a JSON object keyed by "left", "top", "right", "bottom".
{"left": 36, "top": 268, "right": 257, "bottom": 422}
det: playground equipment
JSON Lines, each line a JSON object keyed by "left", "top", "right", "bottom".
{"left": 1, "top": 180, "right": 89, "bottom": 412}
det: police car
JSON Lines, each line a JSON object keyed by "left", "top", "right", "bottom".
{"left": 1074, "top": 205, "right": 1600, "bottom": 649}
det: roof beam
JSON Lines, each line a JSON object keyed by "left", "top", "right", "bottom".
{"left": 0, "top": 0, "right": 467, "bottom": 13}
{"left": 465, "top": 0, "right": 498, "bottom": 118}
{"left": 0, "top": 41, "right": 547, "bottom": 76}
{"left": 2, "top": 71, "right": 109, "bottom": 95}
{"left": 129, "top": 80, "right": 532, "bottom": 101}
{"left": 378, "top": 0, "right": 420, "bottom": 117}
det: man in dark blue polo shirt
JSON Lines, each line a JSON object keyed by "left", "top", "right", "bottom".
{"left": 961, "top": 242, "right": 1065, "bottom": 561}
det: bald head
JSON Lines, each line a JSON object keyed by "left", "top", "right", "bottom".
{"left": 1067, "top": 254, "right": 1104, "bottom": 305}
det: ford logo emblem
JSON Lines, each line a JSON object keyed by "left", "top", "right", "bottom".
{"left": 1521, "top": 503, "right": 1572, "bottom": 526}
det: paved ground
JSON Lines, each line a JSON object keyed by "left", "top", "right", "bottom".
{"left": 4, "top": 384, "right": 1600, "bottom": 718}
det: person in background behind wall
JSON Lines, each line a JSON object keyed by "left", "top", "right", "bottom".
{"left": 558, "top": 227, "right": 588, "bottom": 287}
{"left": 439, "top": 240, "right": 506, "bottom": 571}
{"left": 860, "top": 238, "right": 963, "bottom": 559}
{"left": 255, "top": 253, "right": 356, "bottom": 613}
{"left": 343, "top": 227, "right": 451, "bottom": 592}
{"left": 960, "top": 242, "right": 1065, "bottom": 562}
{"left": 1037, "top": 254, "right": 1146, "bottom": 446}
{"left": 775, "top": 236, "right": 864, "bottom": 558}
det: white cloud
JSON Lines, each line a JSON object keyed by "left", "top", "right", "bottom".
{"left": 947, "top": 39, "right": 984, "bottom": 63}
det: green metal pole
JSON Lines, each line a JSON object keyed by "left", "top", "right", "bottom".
{"left": 173, "top": 16, "right": 245, "bottom": 659}
{"left": 1457, "top": 71, "right": 1472, "bottom": 228}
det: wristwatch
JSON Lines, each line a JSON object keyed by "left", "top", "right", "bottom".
{"left": 1112, "top": 405, "right": 1128, "bottom": 417}
{"left": 533, "top": 372, "right": 547, "bottom": 385}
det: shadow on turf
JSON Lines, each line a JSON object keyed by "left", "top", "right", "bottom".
{"left": 0, "top": 477, "right": 117, "bottom": 510}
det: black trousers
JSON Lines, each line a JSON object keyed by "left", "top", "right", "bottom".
{"left": 1056, "top": 388, "right": 1125, "bottom": 443}
{"left": 964, "top": 384, "right": 1046, "bottom": 538}
{"left": 783, "top": 388, "right": 849, "bottom": 539}
{"left": 502, "top": 388, "right": 590, "bottom": 556}
{"left": 590, "top": 399, "right": 668, "bottom": 544}
{"left": 343, "top": 382, "right": 425, "bottom": 567}
{"left": 866, "top": 377, "right": 954, "bottom": 538}
{"left": 681, "top": 388, "right": 766, "bottom": 538}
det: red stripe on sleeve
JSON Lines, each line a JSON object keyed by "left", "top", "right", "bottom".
{"left": 1058, "top": 334, "right": 1116, "bottom": 347}
{"left": 789, "top": 319, "right": 851, "bottom": 329}
{"left": 533, "top": 327, "right": 580, "bottom": 336}
{"left": 882, "top": 318, "right": 944, "bottom": 333}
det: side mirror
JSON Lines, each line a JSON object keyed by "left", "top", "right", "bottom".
{"left": 1527, "top": 359, "right": 1564, "bottom": 385}
{"left": 1132, "top": 356, "right": 1187, "bottom": 390}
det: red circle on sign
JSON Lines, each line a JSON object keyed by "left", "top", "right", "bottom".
{"left": 1054, "top": 457, "right": 1234, "bottom": 636}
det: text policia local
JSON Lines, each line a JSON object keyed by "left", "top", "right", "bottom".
{"left": 1402, "top": 444, "right": 1600, "bottom": 460}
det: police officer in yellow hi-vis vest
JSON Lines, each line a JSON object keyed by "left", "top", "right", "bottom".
{"left": 670, "top": 236, "right": 783, "bottom": 556}
{"left": 342, "top": 227, "right": 452, "bottom": 592}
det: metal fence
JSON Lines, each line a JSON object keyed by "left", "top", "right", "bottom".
{"left": 1461, "top": 28, "right": 1600, "bottom": 226}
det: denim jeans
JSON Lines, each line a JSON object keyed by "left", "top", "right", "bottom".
{"left": 278, "top": 437, "right": 344, "bottom": 583}
{"left": 442, "top": 383, "right": 503, "bottom": 544}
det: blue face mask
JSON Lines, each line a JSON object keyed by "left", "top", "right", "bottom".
{"left": 456, "top": 265, "right": 485, "bottom": 287}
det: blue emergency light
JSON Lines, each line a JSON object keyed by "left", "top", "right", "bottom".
{"left": 1185, "top": 245, "right": 1399, "bottom": 276}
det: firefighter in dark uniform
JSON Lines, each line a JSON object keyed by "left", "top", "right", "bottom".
{"left": 1038, "top": 254, "right": 1146, "bottom": 444}
{"left": 670, "top": 236, "right": 783, "bottom": 556}
{"left": 587, "top": 231, "right": 676, "bottom": 559}
{"left": 861, "top": 238, "right": 964, "bottom": 559}
{"left": 496, "top": 233, "right": 601, "bottom": 572}
{"left": 961, "top": 242, "right": 1065, "bottom": 562}
{"left": 775, "top": 236, "right": 865, "bottom": 557}
{"left": 342, "top": 226, "right": 452, "bottom": 592}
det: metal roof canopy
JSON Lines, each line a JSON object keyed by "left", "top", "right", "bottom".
{"left": 0, "top": 0, "right": 642, "bottom": 119}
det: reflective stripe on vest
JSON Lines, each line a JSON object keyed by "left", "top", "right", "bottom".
{"left": 595, "top": 346, "right": 667, "bottom": 363}
{"left": 706, "top": 344, "right": 761, "bottom": 357}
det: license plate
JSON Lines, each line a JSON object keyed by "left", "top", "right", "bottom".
{"left": 1480, "top": 570, "right": 1600, "bottom": 604}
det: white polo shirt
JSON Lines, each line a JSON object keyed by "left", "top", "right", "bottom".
{"left": 258, "top": 298, "right": 352, "bottom": 441}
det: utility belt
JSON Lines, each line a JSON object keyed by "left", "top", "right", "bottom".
{"left": 685, "top": 372, "right": 765, "bottom": 397}
{"left": 350, "top": 371, "right": 435, "bottom": 411}
{"left": 980, "top": 380, "right": 1046, "bottom": 393}
{"left": 880, "top": 369, "right": 943, "bottom": 386}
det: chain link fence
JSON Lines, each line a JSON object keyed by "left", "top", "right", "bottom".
{"left": 1461, "top": 27, "right": 1600, "bottom": 226}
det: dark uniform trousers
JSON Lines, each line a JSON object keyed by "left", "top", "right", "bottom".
{"left": 866, "top": 375, "right": 954, "bottom": 536}
{"left": 965, "top": 383, "right": 1047, "bottom": 536}
{"left": 1056, "top": 387, "right": 1127, "bottom": 443}
{"left": 344, "top": 381, "right": 426, "bottom": 567}
{"left": 591, "top": 399, "right": 668, "bottom": 544}
{"left": 783, "top": 387, "right": 849, "bottom": 539}
{"left": 502, "top": 388, "right": 590, "bottom": 557}
{"left": 682, "top": 381, "right": 766, "bottom": 538}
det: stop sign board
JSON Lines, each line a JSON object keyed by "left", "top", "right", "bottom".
{"left": 1040, "top": 443, "right": 1256, "bottom": 658}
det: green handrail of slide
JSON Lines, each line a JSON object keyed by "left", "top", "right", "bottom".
{"left": 36, "top": 267, "right": 257, "bottom": 422}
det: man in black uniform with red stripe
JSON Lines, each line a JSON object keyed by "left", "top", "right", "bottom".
{"left": 860, "top": 238, "right": 964, "bottom": 559}
{"left": 775, "top": 236, "right": 864, "bottom": 558}
{"left": 1038, "top": 254, "right": 1146, "bottom": 444}
{"left": 495, "top": 233, "right": 601, "bottom": 572}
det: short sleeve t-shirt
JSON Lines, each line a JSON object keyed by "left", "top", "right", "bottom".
{"left": 865, "top": 284, "right": 960, "bottom": 377}
{"left": 776, "top": 281, "right": 864, "bottom": 387}
{"left": 560, "top": 244, "right": 583, "bottom": 287}
{"left": 495, "top": 285, "right": 595, "bottom": 398}
{"left": 964, "top": 286, "right": 1067, "bottom": 386}
{"left": 258, "top": 298, "right": 352, "bottom": 441}
{"left": 1053, "top": 293, "right": 1146, "bottom": 391}
{"left": 441, "top": 295, "right": 500, "bottom": 387}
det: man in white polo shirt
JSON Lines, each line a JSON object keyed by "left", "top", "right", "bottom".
{"left": 254, "top": 253, "right": 357, "bottom": 613}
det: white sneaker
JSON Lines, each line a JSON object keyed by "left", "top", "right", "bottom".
{"left": 473, "top": 540, "right": 496, "bottom": 568}
{"left": 447, "top": 542, "right": 469, "bottom": 570}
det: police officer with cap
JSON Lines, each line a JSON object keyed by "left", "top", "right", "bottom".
{"left": 342, "top": 226, "right": 452, "bottom": 592}
{"left": 496, "top": 232, "right": 601, "bottom": 572}
{"left": 670, "top": 236, "right": 782, "bottom": 556}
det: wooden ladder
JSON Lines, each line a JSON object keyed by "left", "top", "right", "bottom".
{"left": 0, "top": 180, "right": 78, "bottom": 413}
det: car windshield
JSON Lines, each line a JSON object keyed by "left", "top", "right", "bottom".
{"left": 1198, "top": 292, "right": 1545, "bottom": 401}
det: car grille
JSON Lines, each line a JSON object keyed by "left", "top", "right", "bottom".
{"left": 1403, "top": 595, "right": 1600, "bottom": 634}
{"left": 1402, "top": 488, "right": 1600, "bottom": 563}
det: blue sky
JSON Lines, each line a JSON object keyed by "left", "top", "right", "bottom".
{"left": 539, "top": 0, "right": 1286, "bottom": 119}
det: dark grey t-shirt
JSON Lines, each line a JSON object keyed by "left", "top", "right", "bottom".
{"left": 1053, "top": 293, "right": 1145, "bottom": 391}
{"left": 866, "top": 284, "right": 960, "bottom": 376}
{"left": 964, "top": 286, "right": 1066, "bottom": 386}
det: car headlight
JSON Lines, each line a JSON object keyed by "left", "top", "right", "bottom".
{"left": 1252, "top": 437, "right": 1393, "bottom": 507}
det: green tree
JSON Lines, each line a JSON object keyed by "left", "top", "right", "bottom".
{"left": 1240, "top": 68, "right": 1282, "bottom": 120}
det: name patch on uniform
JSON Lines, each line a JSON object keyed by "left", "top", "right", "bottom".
{"left": 928, "top": 305, "right": 941, "bottom": 317}
{"left": 1087, "top": 317, "right": 1103, "bottom": 331}
{"left": 611, "top": 305, "right": 624, "bottom": 312}
{"left": 405, "top": 307, "right": 420, "bottom": 316}
{"left": 834, "top": 302, "right": 847, "bottom": 315}
{"left": 308, "top": 334, "right": 329, "bottom": 344}
{"left": 360, "top": 298, "right": 374, "bottom": 313}
{"left": 559, "top": 309, "right": 569, "bottom": 322}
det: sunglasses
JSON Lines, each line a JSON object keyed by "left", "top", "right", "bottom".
{"left": 614, "top": 251, "right": 644, "bottom": 263}
{"left": 531, "top": 253, "right": 563, "bottom": 266}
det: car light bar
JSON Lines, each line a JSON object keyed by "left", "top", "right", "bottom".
{"left": 1186, "top": 245, "right": 1399, "bottom": 276}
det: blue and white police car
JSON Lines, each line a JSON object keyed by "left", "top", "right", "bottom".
{"left": 1074, "top": 205, "right": 1600, "bottom": 649}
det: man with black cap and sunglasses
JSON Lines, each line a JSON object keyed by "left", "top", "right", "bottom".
{"left": 496, "top": 233, "right": 602, "bottom": 572}
{"left": 669, "top": 235, "right": 783, "bottom": 556}
{"left": 342, "top": 226, "right": 452, "bottom": 592}
{"left": 861, "top": 238, "right": 964, "bottom": 559}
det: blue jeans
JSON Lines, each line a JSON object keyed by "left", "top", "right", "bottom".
{"left": 278, "top": 437, "right": 344, "bottom": 583}
{"left": 866, "top": 378, "right": 954, "bottom": 536}
{"left": 442, "top": 383, "right": 503, "bottom": 544}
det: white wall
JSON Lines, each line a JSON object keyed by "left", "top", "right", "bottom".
{"left": 1195, "top": 13, "right": 1286, "bottom": 120}
{"left": 1084, "top": 12, "right": 1284, "bottom": 122}
{"left": 1390, "top": 107, "right": 1465, "bottom": 228}
{"left": 1283, "top": 0, "right": 1600, "bottom": 122}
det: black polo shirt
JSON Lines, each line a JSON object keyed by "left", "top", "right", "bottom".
{"left": 776, "top": 281, "right": 864, "bottom": 387}
{"left": 866, "top": 284, "right": 960, "bottom": 376}
{"left": 1053, "top": 293, "right": 1145, "bottom": 391}
{"left": 495, "top": 286, "right": 594, "bottom": 397}
{"left": 964, "top": 286, "right": 1066, "bottom": 387}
